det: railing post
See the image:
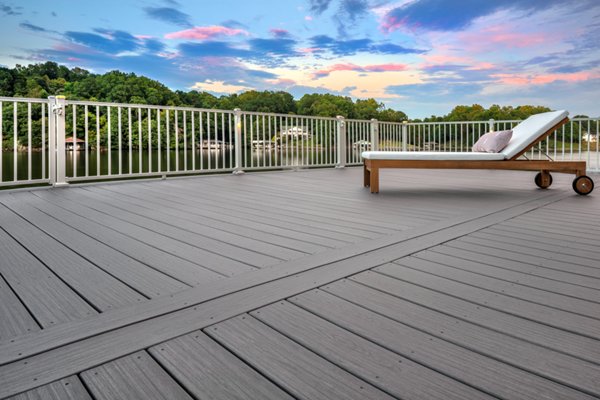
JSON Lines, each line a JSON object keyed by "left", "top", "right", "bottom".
{"left": 49, "top": 95, "right": 68, "bottom": 186}
{"left": 335, "top": 115, "right": 346, "bottom": 168}
{"left": 370, "top": 118, "right": 379, "bottom": 151}
{"left": 232, "top": 108, "right": 244, "bottom": 175}
{"left": 489, "top": 118, "right": 495, "bottom": 132}
{"left": 402, "top": 120, "right": 408, "bottom": 151}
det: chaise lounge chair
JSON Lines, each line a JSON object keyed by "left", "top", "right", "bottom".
{"left": 362, "top": 110, "right": 594, "bottom": 195}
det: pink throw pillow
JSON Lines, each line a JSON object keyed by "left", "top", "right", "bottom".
{"left": 472, "top": 129, "right": 513, "bottom": 153}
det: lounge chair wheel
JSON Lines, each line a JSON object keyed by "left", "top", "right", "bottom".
{"left": 534, "top": 172, "right": 552, "bottom": 189}
{"left": 572, "top": 175, "right": 594, "bottom": 195}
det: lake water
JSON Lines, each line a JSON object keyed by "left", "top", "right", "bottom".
{"left": 1, "top": 149, "right": 339, "bottom": 182}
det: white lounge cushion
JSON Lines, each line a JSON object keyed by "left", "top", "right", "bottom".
{"left": 361, "top": 151, "right": 505, "bottom": 161}
{"left": 501, "top": 110, "right": 568, "bottom": 159}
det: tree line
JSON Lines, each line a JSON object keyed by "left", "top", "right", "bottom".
{"left": 0, "top": 62, "right": 594, "bottom": 149}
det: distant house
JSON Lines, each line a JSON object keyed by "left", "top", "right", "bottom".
{"left": 65, "top": 137, "right": 85, "bottom": 151}
{"left": 279, "top": 126, "right": 310, "bottom": 139}
{"left": 582, "top": 132, "right": 597, "bottom": 143}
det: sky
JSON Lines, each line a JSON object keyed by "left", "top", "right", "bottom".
{"left": 1, "top": 0, "right": 600, "bottom": 118}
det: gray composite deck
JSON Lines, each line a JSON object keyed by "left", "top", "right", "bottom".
{"left": 0, "top": 167, "right": 599, "bottom": 399}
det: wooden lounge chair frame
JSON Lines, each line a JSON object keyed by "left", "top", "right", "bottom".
{"left": 363, "top": 117, "right": 595, "bottom": 195}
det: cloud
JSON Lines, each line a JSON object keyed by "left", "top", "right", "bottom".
{"left": 248, "top": 38, "right": 298, "bottom": 55}
{"left": 221, "top": 20, "right": 249, "bottom": 29}
{"left": 165, "top": 26, "right": 249, "bottom": 41}
{"left": 179, "top": 41, "right": 253, "bottom": 58}
{"left": 309, "top": 35, "right": 424, "bottom": 56}
{"left": 308, "top": 0, "right": 333, "bottom": 14}
{"left": 270, "top": 28, "right": 291, "bottom": 38}
{"left": 381, "top": 0, "right": 578, "bottom": 32}
{"left": 65, "top": 29, "right": 140, "bottom": 54}
{"left": 1, "top": 2, "right": 21, "bottom": 16}
{"left": 143, "top": 7, "right": 192, "bottom": 28}
{"left": 19, "top": 22, "right": 54, "bottom": 33}
{"left": 190, "top": 80, "right": 252, "bottom": 94}
{"left": 314, "top": 62, "right": 408, "bottom": 78}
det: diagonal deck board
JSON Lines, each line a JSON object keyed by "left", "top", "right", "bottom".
{"left": 2, "top": 194, "right": 189, "bottom": 298}
{"left": 80, "top": 351, "right": 193, "bottom": 400}
{"left": 206, "top": 314, "right": 394, "bottom": 400}
{"left": 0, "top": 228, "right": 96, "bottom": 328}
{"left": 251, "top": 301, "right": 492, "bottom": 400}
{"left": 0, "top": 168, "right": 598, "bottom": 400}
{"left": 149, "top": 331, "right": 294, "bottom": 399}
{"left": 289, "top": 288, "right": 597, "bottom": 399}
{"left": 0, "top": 204, "right": 145, "bottom": 311}
{"left": 319, "top": 279, "right": 600, "bottom": 394}
{"left": 4, "top": 376, "right": 91, "bottom": 400}
{"left": 0, "top": 273, "right": 40, "bottom": 340}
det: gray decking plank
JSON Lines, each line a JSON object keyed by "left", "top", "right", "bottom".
{"left": 0, "top": 273, "right": 39, "bottom": 341}
{"left": 252, "top": 301, "right": 492, "bottom": 400}
{"left": 80, "top": 351, "right": 192, "bottom": 400}
{"left": 0, "top": 204, "right": 144, "bottom": 312}
{"left": 206, "top": 314, "right": 394, "bottom": 400}
{"left": 105, "top": 182, "right": 362, "bottom": 244}
{"left": 66, "top": 188, "right": 284, "bottom": 268}
{"left": 445, "top": 240, "right": 600, "bottom": 279}
{"left": 5, "top": 376, "right": 91, "bottom": 400}
{"left": 26, "top": 191, "right": 222, "bottom": 285}
{"left": 235, "top": 173, "right": 451, "bottom": 221}
{"left": 479, "top": 225, "right": 600, "bottom": 254}
{"left": 36, "top": 190, "right": 253, "bottom": 277}
{"left": 197, "top": 176, "right": 433, "bottom": 228}
{"left": 349, "top": 271, "right": 600, "bottom": 364}
{"left": 456, "top": 235, "right": 600, "bottom": 269}
{"left": 149, "top": 331, "right": 293, "bottom": 400}
{"left": 498, "top": 219, "right": 600, "bottom": 243}
{"left": 80, "top": 187, "right": 306, "bottom": 261}
{"left": 507, "top": 214, "right": 600, "bottom": 237}
{"left": 0, "top": 228, "right": 97, "bottom": 327}
{"left": 375, "top": 263, "right": 600, "bottom": 339}
{"left": 414, "top": 249, "right": 600, "bottom": 303}
{"left": 321, "top": 279, "right": 600, "bottom": 396}
{"left": 394, "top": 256, "right": 600, "bottom": 318}
{"left": 430, "top": 245, "right": 600, "bottom": 290}
{"left": 0, "top": 190, "right": 564, "bottom": 382}
{"left": 89, "top": 185, "right": 339, "bottom": 251}
{"left": 133, "top": 181, "right": 382, "bottom": 240}
{"left": 289, "top": 288, "right": 597, "bottom": 400}
{"left": 3, "top": 194, "right": 189, "bottom": 298}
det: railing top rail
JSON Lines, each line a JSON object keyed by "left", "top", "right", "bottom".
{"left": 238, "top": 109, "right": 337, "bottom": 121}
{"left": 64, "top": 99, "right": 236, "bottom": 114}
{"left": 0, "top": 96, "right": 49, "bottom": 103}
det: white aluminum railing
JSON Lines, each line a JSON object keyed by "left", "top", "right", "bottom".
{"left": 0, "top": 96, "right": 597, "bottom": 188}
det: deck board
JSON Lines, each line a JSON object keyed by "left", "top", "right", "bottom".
{"left": 0, "top": 273, "right": 39, "bottom": 340}
{"left": 0, "top": 203, "right": 145, "bottom": 311}
{"left": 149, "top": 331, "right": 293, "bottom": 400}
{"left": 251, "top": 300, "right": 492, "bottom": 400}
{"left": 2, "top": 194, "right": 189, "bottom": 298}
{"left": 0, "top": 228, "right": 96, "bottom": 327}
{"left": 289, "top": 288, "right": 597, "bottom": 399}
{"left": 0, "top": 168, "right": 598, "bottom": 399}
{"left": 80, "top": 351, "right": 193, "bottom": 400}
{"left": 206, "top": 314, "right": 394, "bottom": 400}
{"left": 5, "top": 376, "right": 91, "bottom": 400}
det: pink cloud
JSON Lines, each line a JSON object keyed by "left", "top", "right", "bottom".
{"left": 134, "top": 34, "right": 154, "bottom": 40}
{"left": 165, "top": 26, "right": 249, "bottom": 40}
{"left": 269, "top": 28, "right": 290, "bottom": 38}
{"left": 305, "top": 15, "right": 313, "bottom": 21}
{"left": 313, "top": 63, "right": 408, "bottom": 78}
{"left": 298, "top": 47, "right": 319, "bottom": 54}
{"left": 266, "top": 78, "right": 297, "bottom": 86}
{"left": 492, "top": 71, "right": 599, "bottom": 86}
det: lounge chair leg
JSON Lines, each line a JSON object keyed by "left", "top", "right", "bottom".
{"left": 364, "top": 164, "right": 370, "bottom": 187}
{"left": 370, "top": 167, "right": 379, "bottom": 193}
